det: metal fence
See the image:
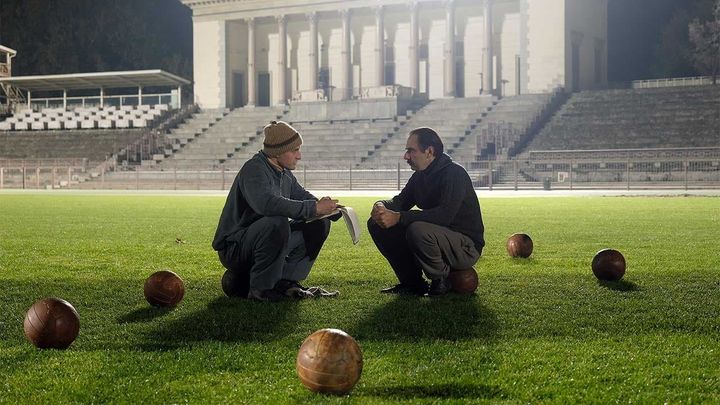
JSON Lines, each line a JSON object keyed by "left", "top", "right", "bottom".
{"left": 631, "top": 76, "right": 715, "bottom": 89}
{"left": 2, "top": 157, "right": 719, "bottom": 191}
{"left": 473, "top": 159, "right": 720, "bottom": 190}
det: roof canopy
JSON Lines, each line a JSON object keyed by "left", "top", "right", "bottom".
{"left": 0, "top": 45, "right": 17, "bottom": 57}
{"left": 0, "top": 69, "right": 190, "bottom": 92}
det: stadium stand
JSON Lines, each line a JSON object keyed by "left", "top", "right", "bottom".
{"left": 5, "top": 81, "right": 719, "bottom": 190}
{"left": 284, "top": 118, "right": 408, "bottom": 168}
{"left": 0, "top": 104, "right": 169, "bottom": 131}
{"left": 158, "top": 106, "right": 287, "bottom": 170}
{"left": 524, "top": 85, "right": 720, "bottom": 154}
{"left": 454, "top": 91, "right": 564, "bottom": 162}
{"left": 360, "top": 97, "right": 498, "bottom": 166}
{"left": 0, "top": 130, "right": 146, "bottom": 166}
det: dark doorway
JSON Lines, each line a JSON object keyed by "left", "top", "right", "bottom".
{"left": 455, "top": 41, "right": 465, "bottom": 97}
{"left": 232, "top": 72, "right": 244, "bottom": 108}
{"left": 258, "top": 73, "right": 271, "bottom": 107}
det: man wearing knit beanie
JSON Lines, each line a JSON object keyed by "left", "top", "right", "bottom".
{"left": 212, "top": 120, "right": 340, "bottom": 302}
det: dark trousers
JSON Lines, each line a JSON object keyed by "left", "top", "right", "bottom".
{"left": 367, "top": 219, "right": 480, "bottom": 286}
{"left": 218, "top": 216, "right": 331, "bottom": 291}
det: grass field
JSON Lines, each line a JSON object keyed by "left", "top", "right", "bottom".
{"left": 0, "top": 194, "right": 719, "bottom": 403}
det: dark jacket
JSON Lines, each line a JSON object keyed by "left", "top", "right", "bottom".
{"left": 382, "top": 153, "right": 485, "bottom": 252}
{"left": 212, "top": 151, "right": 317, "bottom": 251}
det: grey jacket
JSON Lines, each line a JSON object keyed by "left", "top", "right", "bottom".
{"left": 212, "top": 151, "right": 317, "bottom": 251}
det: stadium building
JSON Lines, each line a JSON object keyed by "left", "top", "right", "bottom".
{"left": 0, "top": 0, "right": 717, "bottom": 191}
{"left": 181, "top": 0, "right": 608, "bottom": 109}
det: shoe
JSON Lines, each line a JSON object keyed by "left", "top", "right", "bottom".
{"left": 274, "top": 279, "right": 313, "bottom": 299}
{"left": 427, "top": 277, "right": 450, "bottom": 297}
{"left": 275, "top": 279, "right": 307, "bottom": 292}
{"left": 380, "top": 283, "right": 428, "bottom": 296}
{"left": 247, "top": 288, "right": 286, "bottom": 302}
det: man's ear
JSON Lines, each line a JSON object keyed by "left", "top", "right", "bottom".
{"left": 426, "top": 146, "right": 435, "bottom": 157}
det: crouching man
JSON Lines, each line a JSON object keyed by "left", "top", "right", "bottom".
{"left": 368, "top": 127, "right": 485, "bottom": 297}
{"left": 213, "top": 120, "right": 338, "bottom": 301}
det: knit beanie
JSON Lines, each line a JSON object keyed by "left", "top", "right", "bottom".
{"left": 262, "top": 120, "right": 303, "bottom": 157}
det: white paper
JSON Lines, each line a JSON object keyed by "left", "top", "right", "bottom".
{"left": 309, "top": 206, "right": 361, "bottom": 245}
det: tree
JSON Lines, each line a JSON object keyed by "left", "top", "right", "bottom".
{"left": 650, "top": 7, "right": 697, "bottom": 79}
{"left": 689, "top": 0, "right": 720, "bottom": 83}
{"left": 0, "top": 0, "right": 192, "bottom": 80}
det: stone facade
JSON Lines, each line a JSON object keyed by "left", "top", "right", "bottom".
{"left": 180, "top": 0, "right": 608, "bottom": 109}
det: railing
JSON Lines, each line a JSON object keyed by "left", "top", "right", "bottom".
{"left": 0, "top": 161, "right": 90, "bottom": 190}
{"left": 476, "top": 87, "right": 567, "bottom": 160}
{"left": 317, "top": 85, "right": 414, "bottom": 102}
{"left": 26, "top": 93, "right": 177, "bottom": 111}
{"left": 3, "top": 156, "right": 718, "bottom": 191}
{"left": 473, "top": 157, "right": 720, "bottom": 191}
{"left": 111, "top": 104, "right": 199, "bottom": 167}
{"left": 527, "top": 147, "right": 720, "bottom": 161}
{"left": 632, "top": 76, "right": 715, "bottom": 89}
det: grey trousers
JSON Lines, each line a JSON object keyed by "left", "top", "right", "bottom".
{"left": 218, "top": 216, "right": 331, "bottom": 291}
{"left": 368, "top": 219, "right": 480, "bottom": 284}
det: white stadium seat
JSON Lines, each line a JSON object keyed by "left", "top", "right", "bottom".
{"left": 98, "top": 119, "right": 113, "bottom": 129}
{"left": 81, "top": 120, "right": 97, "bottom": 129}
{"left": 31, "top": 121, "right": 47, "bottom": 130}
{"left": 64, "top": 119, "right": 80, "bottom": 129}
{"left": 132, "top": 118, "right": 148, "bottom": 127}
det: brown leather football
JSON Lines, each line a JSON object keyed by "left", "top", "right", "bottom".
{"left": 296, "top": 328, "right": 363, "bottom": 395}
{"left": 507, "top": 233, "right": 534, "bottom": 258}
{"left": 592, "top": 249, "right": 626, "bottom": 281}
{"left": 24, "top": 297, "right": 80, "bottom": 349}
{"left": 144, "top": 270, "right": 185, "bottom": 307}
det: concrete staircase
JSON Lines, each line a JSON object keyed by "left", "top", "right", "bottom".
{"left": 456, "top": 92, "right": 563, "bottom": 162}
{"left": 287, "top": 118, "right": 408, "bottom": 168}
{"left": 0, "top": 129, "right": 145, "bottom": 167}
{"left": 360, "top": 97, "right": 498, "bottom": 167}
{"left": 526, "top": 85, "right": 720, "bottom": 152}
{"left": 163, "top": 109, "right": 228, "bottom": 153}
{"left": 160, "top": 106, "right": 287, "bottom": 170}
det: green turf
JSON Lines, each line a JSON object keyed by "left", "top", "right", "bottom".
{"left": 0, "top": 194, "right": 719, "bottom": 403}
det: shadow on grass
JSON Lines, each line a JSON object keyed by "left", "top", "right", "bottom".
{"left": 137, "top": 296, "right": 301, "bottom": 350}
{"left": 509, "top": 257, "right": 535, "bottom": 265}
{"left": 353, "top": 294, "right": 498, "bottom": 342}
{"left": 363, "top": 383, "right": 503, "bottom": 400}
{"left": 117, "top": 307, "right": 174, "bottom": 323}
{"left": 597, "top": 279, "right": 640, "bottom": 292}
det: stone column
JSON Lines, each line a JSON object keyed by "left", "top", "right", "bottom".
{"left": 246, "top": 17, "right": 256, "bottom": 107}
{"left": 276, "top": 15, "right": 288, "bottom": 105}
{"left": 308, "top": 12, "right": 319, "bottom": 90}
{"left": 409, "top": 2, "right": 420, "bottom": 95}
{"left": 483, "top": 0, "right": 494, "bottom": 95}
{"left": 340, "top": 9, "right": 352, "bottom": 101}
{"left": 374, "top": 6, "right": 385, "bottom": 87}
{"left": 444, "top": 0, "right": 456, "bottom": 98}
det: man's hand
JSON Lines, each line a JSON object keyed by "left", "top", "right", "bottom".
{"left": 316, "top": 197, "right": 339, "bottom": 216}
{"left": 370, "top": 201, "right": 385, "bottom": 223}
{"left": 372, "top": 202, "right": 401, "bottom": 229}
